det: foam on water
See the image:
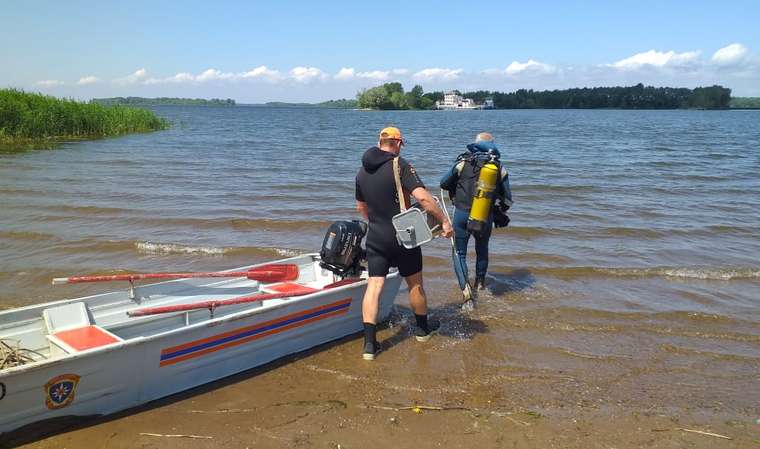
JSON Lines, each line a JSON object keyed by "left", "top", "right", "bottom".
{"left": 134, "top": 241, "right": 305, "bottom": 258}
{"left": 135, "top": 241, "right": 228, "bottom": 255}
{"left": 494, "top": 266, "right": 760, "bottom": 281}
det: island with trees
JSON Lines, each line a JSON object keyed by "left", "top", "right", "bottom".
{"left": 93, "top": 97, "right": 235, "bottom": 106}
{"left": 355, "top": 83, "right": 733, "bottom": 110}
{"left": 0, "top": 88, "right": 169, "bottom": 149}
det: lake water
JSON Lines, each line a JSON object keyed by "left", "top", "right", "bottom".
{"left": 1, "top": 107, "right": 759, "bottom": 420}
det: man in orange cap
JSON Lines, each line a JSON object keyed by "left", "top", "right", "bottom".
{"left": 355, "top": 126, "right": 453, "bottom": 360}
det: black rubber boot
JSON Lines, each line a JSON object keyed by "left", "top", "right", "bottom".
{"left": 362, "top": 340, "right": 379, "bottom": 360}
{"left": 362, "top": 323, "right": 379, "bottom": 360}
{"left": 474, "top": 275, "right": 486, "bottom": 291}
{"left": 414, "top": 317, "right": 440, "bottom": 342}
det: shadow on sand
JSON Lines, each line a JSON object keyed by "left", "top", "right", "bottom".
{"left": 0, "top": 302, "right": 487, "bottom": 448}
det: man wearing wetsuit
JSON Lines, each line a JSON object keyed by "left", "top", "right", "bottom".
{"left": 355, "top": 127, "right": 453, "bottom": 360}
{"left": 440, "top": 132, "right": 513, "bottom": 292}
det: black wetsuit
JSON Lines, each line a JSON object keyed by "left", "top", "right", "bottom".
{"left": 355, "top": 147, "right": 425, "bottom": 277}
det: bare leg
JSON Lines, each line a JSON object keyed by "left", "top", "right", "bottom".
{"left": 404, "top": 271, "right": 427, "bottom": 315}
{"left": 362, "top": 276, "right": 386, "bottom": 324}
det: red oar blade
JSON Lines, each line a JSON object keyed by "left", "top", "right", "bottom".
{"left": 246, "top": 264, "right": 299, "bottom": 282}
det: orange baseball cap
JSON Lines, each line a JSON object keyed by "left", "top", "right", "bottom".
{"left": 379, "top": 126, "right": 404, "bottom": 143}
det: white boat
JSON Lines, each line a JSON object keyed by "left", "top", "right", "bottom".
{"left": 435, "top": 91, "right": 482, "bottom": 110}
{"left": 0, "top": 253, "right": 401, "bottom": 434}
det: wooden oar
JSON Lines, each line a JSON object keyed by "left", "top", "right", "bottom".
{"left": 126, "top": 277, "right": 363, "bottom": 317}
{"left": 52, "top": 264, "right": 299, "bottom": 285}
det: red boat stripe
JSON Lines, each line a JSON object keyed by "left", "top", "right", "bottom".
{"left": 159, "top": 298, "right": 352, "bottom": 367}
{"left": 162, "top": 298, "right": 351, "bottom": 355}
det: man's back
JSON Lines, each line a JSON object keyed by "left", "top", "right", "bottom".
{"left": 355, "top": 146, "right": 424, "bottom": 237}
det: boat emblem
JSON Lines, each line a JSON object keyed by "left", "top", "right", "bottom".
{"left": 0, "top": 382, "right": 5, "bottom": 401}
{"left": 44, "top": 374, "right": 80, "bottom": 410}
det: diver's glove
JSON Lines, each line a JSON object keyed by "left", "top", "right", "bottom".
{"left": 493, "top": 198, "right": 510, "bottom": 228}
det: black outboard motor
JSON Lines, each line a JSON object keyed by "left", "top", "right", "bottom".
{"left": 319, "top": 220, "right": 367, "bottom": 277}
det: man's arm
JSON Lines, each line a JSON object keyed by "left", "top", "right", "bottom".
{"left": 500, "top": 166, "right": 513, "bottom": 207}
{"left": 411, "top": 187, "right": 453, "bottom": 237}
{"left": 439, "top": 163, "right": 460, "bottom": 191}
{"left": 356, "top": 201, "right": 369, "bottom": 220}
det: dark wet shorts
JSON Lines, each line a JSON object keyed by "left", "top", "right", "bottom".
{"left": 366, "top": 243, "right": 423, "bottom": 278}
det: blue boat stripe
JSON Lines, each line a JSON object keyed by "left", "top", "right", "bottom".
{"left": 160, "top": 301, "right": 350, "bottom": 361}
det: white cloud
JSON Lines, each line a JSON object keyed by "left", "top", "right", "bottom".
{"left": 169, "top": 72, "right": 195, "bottom": 83}
{"left": 357, "top": 70, "right": 390, "bottom": 80}
{"left": 711, "top": 43, "right": 749, "bottom": 66}
{"left": 240, "top": 65, "right": 282, "bottom": 82}
{"left": 290, "top": 66, "right": 327, "bottom": 83}
{"left": 334, "top": 68, "right": 393, "bottom": 81}
{"left": 611, "top": 50, "right": 701, "bottom": 70}
{"left": 116, "top": 68, "right": 148, "bottom": 85}
{"left": 392, "top": 68, "right": 409, "bottom": 76}
{"left": 76, "top": 75, "right": 99, "bottom": 85}
{"left": 412, "top": 68, "right": 463, "bottom": 81}
{"left": 195, "top": 69, "right": 231, "bottom": 82}
{"left": 143, "top": 66, "right": 284, "bottom": 85}
{"left": 34, "top": 79, "right": 64, "bottom": 88}
{"left": 505, "top": 59, "right": 557, "bottom": 75}
{"left": 334, "top": 67, "right": 355, "bottom": 80}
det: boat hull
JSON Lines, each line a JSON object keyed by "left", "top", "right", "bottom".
{"left": 0, "top": 259, "right": 401, "bottom": 434}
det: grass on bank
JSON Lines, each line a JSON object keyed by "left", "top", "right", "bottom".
{"left": 0, "top": 88, "right": 169, "bottom": 148}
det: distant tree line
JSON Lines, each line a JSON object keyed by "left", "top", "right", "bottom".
{"left": 461, "top": 84, "right": 730, "bottom": 109}
{"left": 316, "top": 98, "right": 358, "bottom": 108}
{"left": 729, "top": 97, "right": 760, "bottom": 108}
{"left": 355, "top": 83, "right": 732, "bottom": 110}
{"left": 262, "top": 98, "right": 357, "bottom": 108}
{"left": 93, "top": 97, "right": 236, "bottom": 106}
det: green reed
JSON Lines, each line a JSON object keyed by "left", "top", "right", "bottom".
{"left": 0, "top": 88, "right": 169, "bottom": 147}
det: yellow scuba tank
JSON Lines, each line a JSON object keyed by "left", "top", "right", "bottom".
{"left": 467, "top": 161, "right": 500, "bottom": 235}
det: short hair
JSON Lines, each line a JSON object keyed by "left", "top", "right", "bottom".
{"left": 475, "top": 132, "right": 494, "bottom": 142}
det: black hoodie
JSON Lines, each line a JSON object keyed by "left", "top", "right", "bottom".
{"left": 355, "top": 147, "right": 425, "bottom": 238}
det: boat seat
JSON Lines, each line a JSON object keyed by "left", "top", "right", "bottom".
{"left": 262, "top": 282, "right": 319, "bottom": 294}
{"left": 47, "top": 325, "right": 122, "bottom": 353}
{"left": 43, "top": 302, "right": 123, "bottom": 354}
{"left": 43, "top": 302, "right": 91, "bottom": 334}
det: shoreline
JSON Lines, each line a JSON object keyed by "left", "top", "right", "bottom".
{"left": 0, "top": 88, "right": 169, "bottom": 151}
{"left": 4, "top": 314, "right": 758, "bottom": 448}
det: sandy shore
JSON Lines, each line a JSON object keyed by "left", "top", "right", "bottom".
{"left": 4, "top": 292, "right": 759, "bottom": 449}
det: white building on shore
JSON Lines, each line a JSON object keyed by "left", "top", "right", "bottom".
{"left": 435, "top": 91, "right": 494, "bottom": 110}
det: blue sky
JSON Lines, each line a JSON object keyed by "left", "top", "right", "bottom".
{"left": 2, "top": 0, "right": 759, "bottom": 101}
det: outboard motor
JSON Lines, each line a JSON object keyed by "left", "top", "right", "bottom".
{"left": 319, "top": 220, "right": 367, "bottom": 276}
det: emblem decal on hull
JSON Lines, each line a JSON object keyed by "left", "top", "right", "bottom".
{"left": 0, "top": 382, "right": 5, "bottom": 401}
{"left": 44, "top": 374, "right": 80, "bottom": 410}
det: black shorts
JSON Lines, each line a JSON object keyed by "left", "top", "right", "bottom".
{"left": 366, "top": 243, "right": 423, "bottom": 277}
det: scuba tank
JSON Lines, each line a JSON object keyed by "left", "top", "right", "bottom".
{"left": 466, "top": 159, "right": 500, "bottom": 236}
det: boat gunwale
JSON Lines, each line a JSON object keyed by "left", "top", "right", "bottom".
{"left": 0, "top": 254, "right": 400, "bottom": 377}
